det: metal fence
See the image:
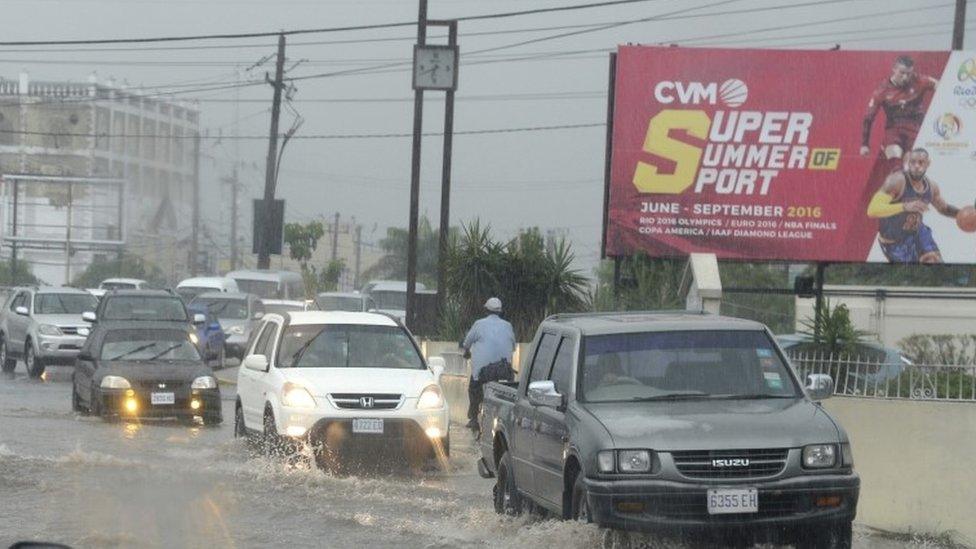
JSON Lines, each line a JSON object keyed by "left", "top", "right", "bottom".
{"left": 788, "top": 351, "right": 976, "bottom": 402}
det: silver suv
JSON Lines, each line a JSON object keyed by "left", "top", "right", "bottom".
{"left": 0, "top": 287, "right": 98, "bottom": 378}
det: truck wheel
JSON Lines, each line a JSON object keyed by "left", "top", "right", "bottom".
{"left": 234, "top": 402, "right": 247, "bottom": 438}
{"left": 796, "top": 521, "right": 852, "bottom": 549}
{"left": 0, "top": 338, "right": 15, "bottom": 373}
{"left": 203, "top": 409, "right": 223, "bottom": 426}
{"left": 493, "top": 450, "right": 522, "bottom": 516}
{"left": 571, "top": 474, "right": 592, "bottom": 523}
{"left": 25, "top": 342, "right": 44, "bottom": 379}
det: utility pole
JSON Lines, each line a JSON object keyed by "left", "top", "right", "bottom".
{"left": 191, "top": 131, "right": 201, "bottom": 275}
{"left": 354, "top": 224, "right": 362, "bottom": 289}
{"left": 64, "top": 182, "right": 72, "bottom": 284}
{"left": 406, "top": 0, "right": 428, "bottom": 330}
{"left": 258, "top": 33, "right": 286, "bottom": 270}
{"left": 222, "top": 169, "right": 240, "bottom": 270}
{"left": 435, "top": 20, "right": 457, "bottom": 316}
{"left": 953, "top": 0, "right": 967, "bottom": 49}
{"left": 331, "top": 211, "right": 340, "bottom": 262}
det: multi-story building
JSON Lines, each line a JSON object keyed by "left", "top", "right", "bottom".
{"left": 0, "top": 72, "right": 199, "bottom": 284}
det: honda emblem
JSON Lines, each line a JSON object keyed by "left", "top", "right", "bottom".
{"left": 360, "top": 396, "right": 374, "bottom": 408}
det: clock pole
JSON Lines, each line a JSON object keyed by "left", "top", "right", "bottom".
{"left": 405, "top": 0, "right": 428, "bottom": 330}
{"left": 434, "top": 19, "right": 457, "bottom": 323}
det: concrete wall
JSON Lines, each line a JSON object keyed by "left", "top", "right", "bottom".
{"left": 824, "top": 398, "right": 976, "bottom": 545}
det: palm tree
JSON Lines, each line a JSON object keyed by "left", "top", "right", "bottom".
{"left": 362, "top": 216, "right": 440, "bottom": 288}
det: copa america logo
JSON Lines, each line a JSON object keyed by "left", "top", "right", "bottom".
{"left": 934, "top": 112, "right": 962, "bottom": 140}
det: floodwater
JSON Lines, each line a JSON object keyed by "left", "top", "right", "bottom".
{"left": 0, "top": 366, "right": 955, "bottom": 549}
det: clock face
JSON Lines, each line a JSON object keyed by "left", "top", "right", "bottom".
{"left": 413, "top": 45, "right": 457, "bottom": 90}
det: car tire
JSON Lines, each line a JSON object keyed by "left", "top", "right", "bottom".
{"left": 24, "top": 342, "right": 44, "bottom": 379}
{"left": 234, "top": 402, "right": 247, "bottom": 438}
{"left": 0, "top": 337, "right": 15, "bottom": 373}
{"left": 71, "top": 376, "right": 89, "bottom": 415}
{"left": 796, "top": 521, "right": 853, "bottom": 549}
{"left": 263, "top": 407, "right": 280, "bottom": 456}
{"left": 571, "top": 473, "right": 592, "bottom": 524}
{"left": 203, "top": 408, "right": 223, "bottom": 426}
{"left": 493, "top": 450, "right": 523, "bottom": 516}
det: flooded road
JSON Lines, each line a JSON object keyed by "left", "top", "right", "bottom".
{"left": 0, "top": 366, "right": 957, "bottom": 549}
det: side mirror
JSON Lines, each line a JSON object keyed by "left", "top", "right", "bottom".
{"left": 15, "top": 306, "right": 29, "bottom": 316}
{"left": 527, "top": 380, "right": 563, "bottom": 409}
{"left": 193, "top": 313, "right": 206, "bottom": 325}
{"left": 806, "top": 374, "right": 834, "bottom": 401}
{"left": 82, "top": 311, "right": 97, "bottom": 323}
{"left": 242, "top": 354, "right": 269, "bottom": 372}
{"left": 428, "top": 356, "right": 446, "bottom": 380}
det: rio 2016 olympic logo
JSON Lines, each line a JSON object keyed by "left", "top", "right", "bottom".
{"left": 958, "top": 58, "right": 976, "bottom": 82}
{"left": 934, "top": 112, "right": 962, "bottom": 140}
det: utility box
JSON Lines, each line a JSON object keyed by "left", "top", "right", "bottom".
{"left": 684, "top": 252, "right": 722, "bottom": 315}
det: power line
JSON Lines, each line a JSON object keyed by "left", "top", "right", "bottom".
{"left": 0, "top": 0, "right": 664, "bottom": 46}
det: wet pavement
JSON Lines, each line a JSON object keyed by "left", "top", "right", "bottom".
{"left": 0, "top": 365, "right": 959, "bottom": 549}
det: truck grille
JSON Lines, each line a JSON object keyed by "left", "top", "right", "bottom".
{"left": 671, "top": 448, "right": 789, "bottom": 480}
{"left": 329, "top": 393, "right": 402, "bottom": 410}
{"left": 60, "top": 327, "right": 82, "bottom": 335}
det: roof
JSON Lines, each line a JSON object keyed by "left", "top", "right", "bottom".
{"left": 545, "top": 310, "right": 767, "bottom": 336}
{"left": 101, "top": 278, "right": 146, "bottom": 285}
{"left": 364, "top": 280, "right": 427, "bottom": 292}
{"left": 101, "top": 289, "right": 175, "bottom": 297}
{"left": 317, "top": 291, "right": 363, "bottom": 298}
{"left": 94, "top": 320, "right": 195, "bottom": 332}
{"left": 177, "top": 277, "right": 236, "bottom": 288}
{"left": 285, "top": 311, "right": 398, "bottom": 327}
{"left": 34, "top": 286, "right": 92, "bottom": 295}
{"left": 225, "top": 269, "right": 302, "bottom": 281}
{"left": 261, "top": 299, "right": 306, "bottom": 306}
{"left": 194, "top": 291, "right": 252, "bottom": 300}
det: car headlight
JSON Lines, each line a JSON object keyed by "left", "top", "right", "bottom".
{"left": 77, "top": 327, "right": 90, "bottom": 337}
{"left": 417, "top": 385, "right": 444, "bottom": 409}
{"left": 618, "top": 450, "right": 653, "bottom": 473}
{"left": 802, "top": 444, "right": 838, "bottom": 469}
{"left": 191, "top": 376, "right": 218, "bottom": 390}
{"left": 38, "top": 324, "right": 62, "bottom": 336}
{"left": 227, "top": 325, "right": 245, "bottom": 336}
{"left": 100, "top": 375, "right": 131, "bottom": 389}
{"left": 597, "top": 450, "right": 615, "bottom": 473}
{"left": 282, "top": 382, "right": 316, "bottom": 408}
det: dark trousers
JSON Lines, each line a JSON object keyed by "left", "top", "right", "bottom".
{"left": 467, "top": 376, "right": 484, "bottom": 425}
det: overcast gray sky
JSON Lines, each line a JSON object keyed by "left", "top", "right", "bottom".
{"left": 0, "top": 0, "right": 962, "bottom": 275}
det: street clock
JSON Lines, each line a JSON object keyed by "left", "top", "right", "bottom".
{"left": 412, "top": 44, "right": 459, "bottom": 91}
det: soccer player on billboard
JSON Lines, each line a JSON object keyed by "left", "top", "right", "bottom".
{"left": 866, "top": 148, "right": 961, "bottom": 263}
{"left": 860, "top": 56, "right": 939, "bottom": 173}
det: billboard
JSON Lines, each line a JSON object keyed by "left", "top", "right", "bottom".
{"left": 605, "top": 47, "right": 976, "bottom": 264}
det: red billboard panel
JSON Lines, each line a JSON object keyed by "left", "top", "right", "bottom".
{"left": 605, "top": 46, "right": 976, "bottom": 264}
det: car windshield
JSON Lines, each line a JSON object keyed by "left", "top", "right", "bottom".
{"left": 101, "top": 296, "right": 188, "bottom": 322}
{"left": 276, "top": 324, "right": 423, "bottom": 369}
{"left": 101, "top": 281, "right": 137, "bottom": 290}
{"left": 233, "top": 279, "right": 280, "bottom": 299}
{"left": 316, "top": 296, "right": 362, "bottom": 312}
{"left": 580, "top": 330, "right": 799, "bottom": 403}
{"left": 100, "top": 329, "right": 201, "bottom": 361}
{"left": 370, "top": 291, "right": 405, "bottom": 310}
{"left": 262, "top": 302, "right": 303, "bottom": 315}
{"left": 34, "top": 293, "right": 98, "bottom": 314}
{"left": 192, "top": 298, "right": 249, "bottom": 320}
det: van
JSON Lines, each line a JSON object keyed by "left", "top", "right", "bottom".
{"left": 176, "top": 277, "right": 240, "bottom": 303}
{"left": 225, "top": 270, "right": 305, "bottom": 300}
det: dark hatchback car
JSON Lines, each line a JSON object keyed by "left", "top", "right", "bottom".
{"left": 84, "top": 289, "right": 204, "bottom": 326}
{"left": 71, "top": 322, "right": 222, "bottom": 425}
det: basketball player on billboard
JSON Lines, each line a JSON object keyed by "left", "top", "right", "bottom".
{"left": 866, "top": 148, "right": 963, "bottom": 263}
{"left": 860, "top": 56, "right": 939, "bottom": 174}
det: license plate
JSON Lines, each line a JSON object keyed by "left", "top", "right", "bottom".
{"left": 707, "top": 488, "right": 758, "bottom": 515}
{"left": 150, "top": 392, "right": 175, "bottom": 405}
{"left": 352, "top": 418, "right": 383, "bottom": 434}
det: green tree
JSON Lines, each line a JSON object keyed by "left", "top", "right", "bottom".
{"left": 318, "top": 259, "right": 345, "bottom": 293}
{"left": 71, "top": 254, "right": 165, "bottom": 289}
{"left": 362, "top": 216, "right": 440, "bottom": 288}
{"left": 284, "top": 221, "right": 325, "bottom": 297}
{"left": 0, "top": 260, "right": 40, "bottom": 286}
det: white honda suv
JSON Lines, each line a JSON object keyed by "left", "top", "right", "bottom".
{"left": 234, "top": 311, "right": 450, "bottom": 470}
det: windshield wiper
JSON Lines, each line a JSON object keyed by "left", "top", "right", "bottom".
{"left": 711, "top": 393, "right": 797, "bottom": 400}
{"left": 146, "top": 343, "right": 183, "bottom": 361}
{"left": 631, "top": 391, "right": 712, "bottom": 401}
{"left": 289, "top": 327, "right": 329, "bottom": 366}
{"left": 108, "top": 342, "right": 158, "bottom": 361}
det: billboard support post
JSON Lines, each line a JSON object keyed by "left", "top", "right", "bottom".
{"left": 953, "top": 0, "right": 967, "bottom": 50}
{"left": 612, "top": 256, "right": 622, "bottom": 300}
{"left": 813, "top": 263, "right": 828, "bottom": 340}
{"left": 601, "top": 52, "right": 617, "bottom": 260}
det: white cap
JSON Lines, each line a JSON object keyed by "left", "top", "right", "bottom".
{"left": 484, "top": 297, "right": 502, "bottom": 313}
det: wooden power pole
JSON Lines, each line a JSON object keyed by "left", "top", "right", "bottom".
{"left": 257, "top": 33, "right": 286, "bottom": 269}
{"left": 953, "top": 0, "right": 967, "bottom": 49}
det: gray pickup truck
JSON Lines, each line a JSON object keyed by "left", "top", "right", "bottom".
{"left": 477, "top": 311, "right": 859, "bottom": 547}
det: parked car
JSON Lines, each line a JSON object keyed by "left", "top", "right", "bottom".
{"left": 176, "top": 276, "right": 240, "bottom": 303}
{"left": 260, "top": 299, "right": 315, "bottom": 315}
{"left": 477, "top": 311, "right": 859, "bottom": 548}
{"left": 98, "top": 278, "right": 149, "bottom": 291}
{"left": 234, "top": 311, "right": 450, "bottom": 472}
{"left": 316, "top": 291, "right": 372, "bottom": 312}
{"left": 776, "top": 334, "right": 910, "bottom": 390}
{"left": 189, "top": 292, "right": 264, "bottom": 360}
{"left": 0, "top": 287, "right": 98, "bottom": 378}
{"left": 188, "top": 303, "right": 227, "bottom": 368}
{"left": 71, "top": 321, "right": 222, "bottom": 425}
{"left": 225, "top": 269, "right": 304, "bottom": 300}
